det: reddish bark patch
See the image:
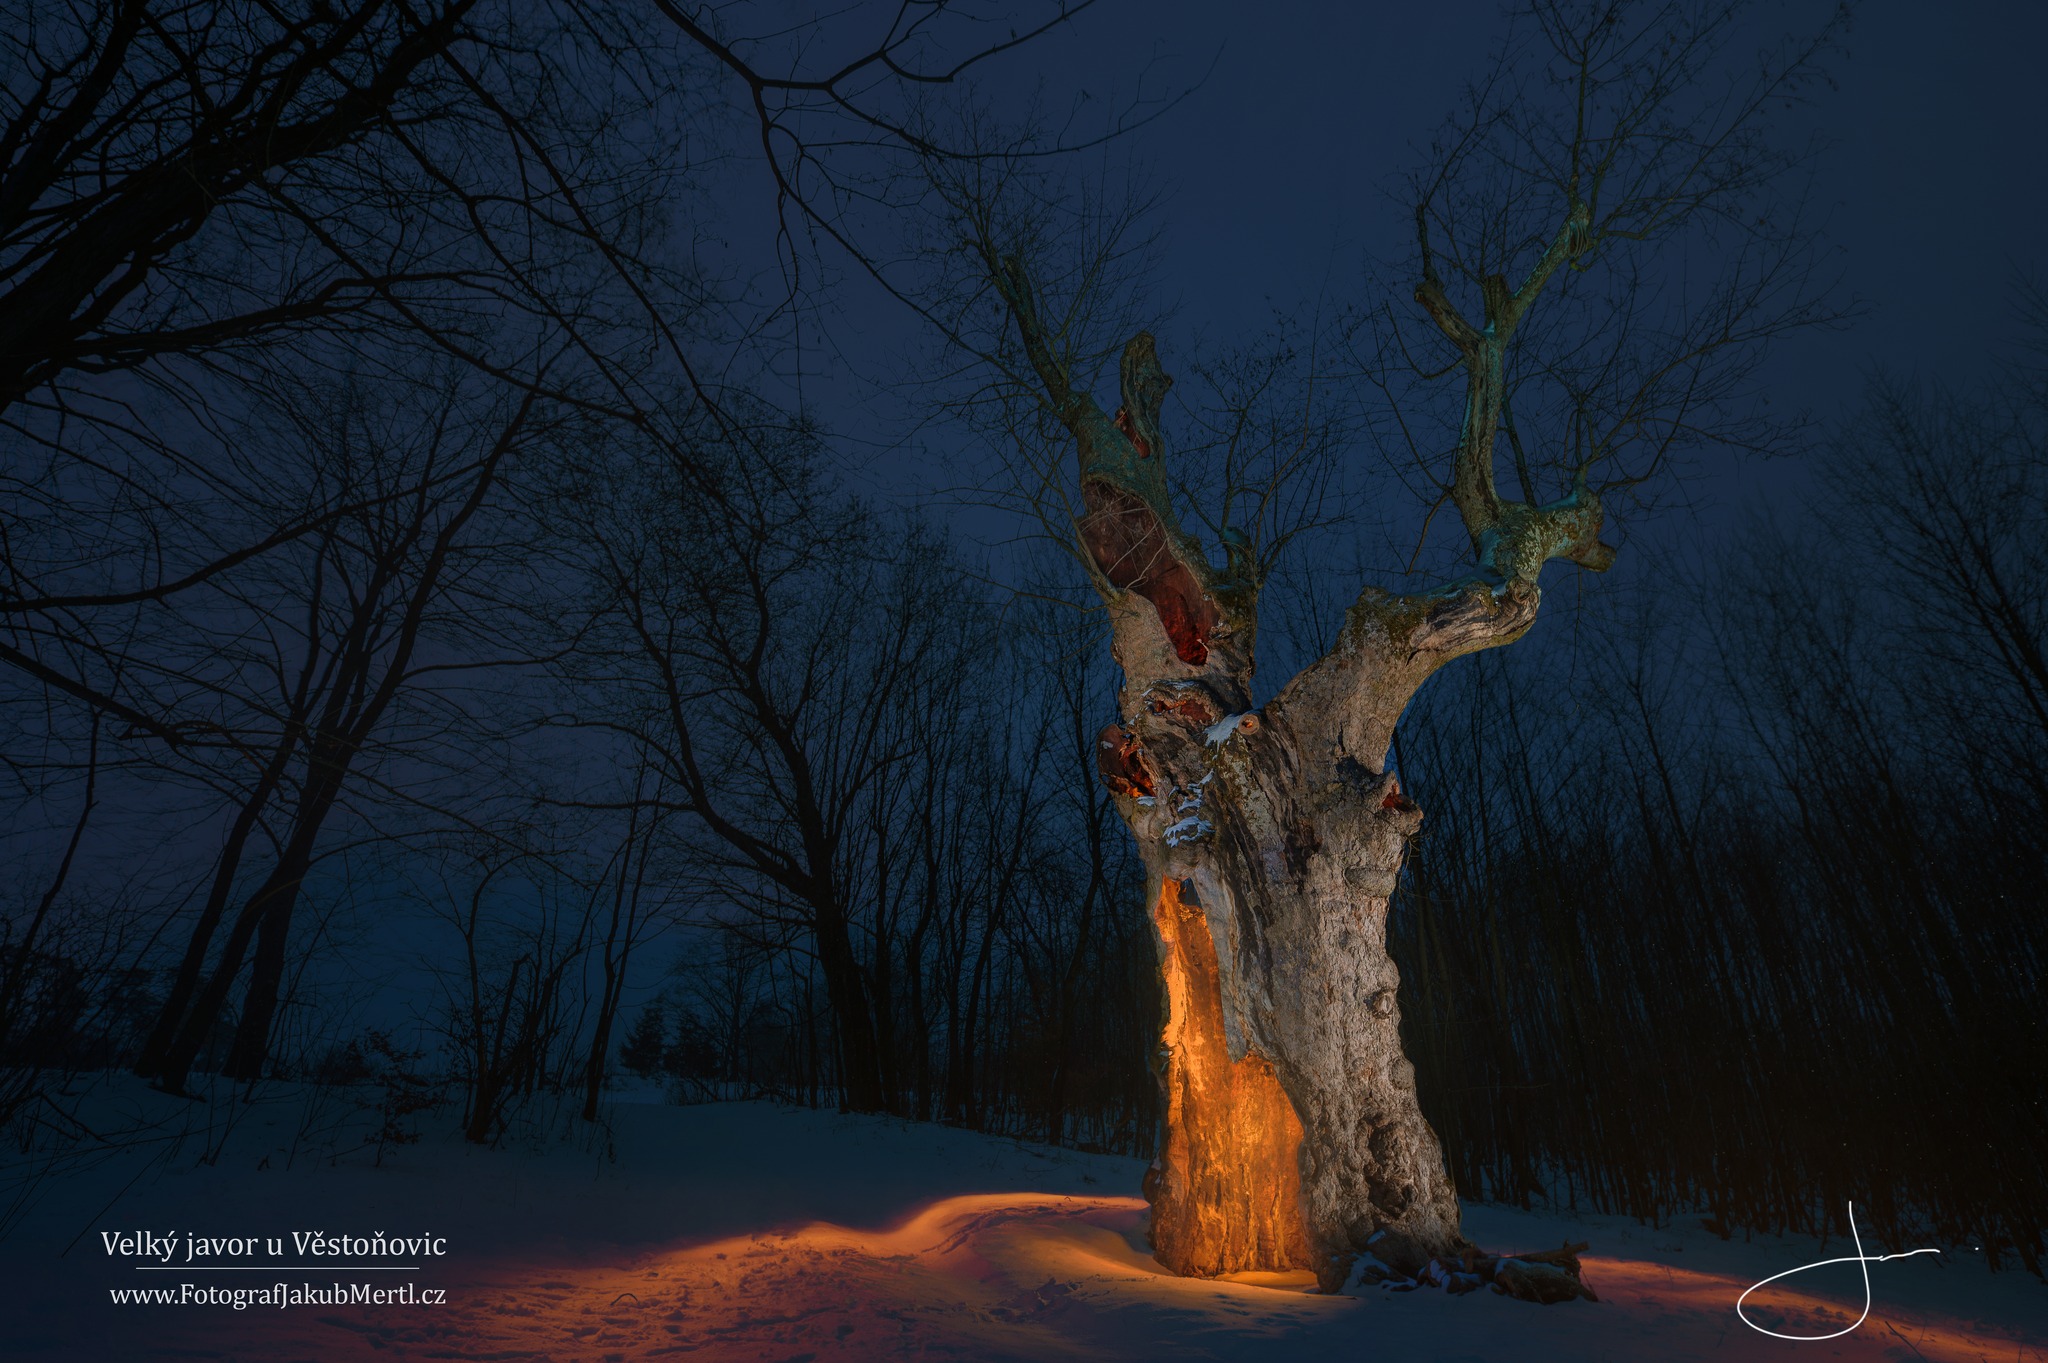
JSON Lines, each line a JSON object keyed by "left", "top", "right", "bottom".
{"left": 1080, "top": 482, "right": 1218, "bottom": 666}
{"left": 1148, "top": 878, "right": 1315, "bottom": 1277}
{"left": 1112, "top": 406, "right": 1153, "bottom": 458}
{"left": 1095, "top": 724, "right": 1155, "bottom": 799}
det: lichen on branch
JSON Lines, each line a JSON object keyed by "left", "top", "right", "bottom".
{"left": 1415, "top": 195, "right": 1618, "bottom": 588}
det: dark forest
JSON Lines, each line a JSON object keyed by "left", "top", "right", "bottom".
{"left": 3, "top": 2, "right": 2044, "bottom": 1358}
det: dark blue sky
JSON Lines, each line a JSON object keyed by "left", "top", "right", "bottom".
{"left": 1099, "top": 0, "right": 2044, "bottom": 422}
{"left": 789, "top": 0, "right": 2046, "bottom": 558}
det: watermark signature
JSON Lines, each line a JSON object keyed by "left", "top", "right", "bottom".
{"left": 1736, "top": 1201, "right": 1940, "bottom": 1341}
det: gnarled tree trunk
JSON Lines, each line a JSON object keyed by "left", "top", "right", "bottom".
{"left": 991, "top": 251, "right": 1614, "bottom": 1287}
{"left": 1097, "top": 553, "right": 1534, "bottom": 1286}
{"left": 968, "top": 0, "right": 1840, "bottom": 1279}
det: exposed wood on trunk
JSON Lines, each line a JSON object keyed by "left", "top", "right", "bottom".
{"left": 1081, "top": 483, "right": 1220, "bottom": 666}
{"left": 1145, "top": 876, "right": 1314, "bottom": 1275}
{"left": 988, "top": 247, "right": 1619, "bottom": 1284}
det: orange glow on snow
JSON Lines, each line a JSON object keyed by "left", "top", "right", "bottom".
{"left": 1579, "top": 1254, "right": 2037, "bottom": 1363}
{"left": 185, "top": 1193, "right": 2044, "bottom": 1362}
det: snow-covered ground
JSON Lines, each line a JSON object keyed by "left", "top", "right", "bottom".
{"left": 2, "top": 1077, "right": 2043, "bottom": 1361}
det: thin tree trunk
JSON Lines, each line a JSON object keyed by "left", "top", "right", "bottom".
{"left": 223, "top": 887, "right": 295, "bottom": 1080}
{"left": 211, "top": 751, "right": 351, "bottom": 1085}
{"left": 813, "top": 899, "right": 885, "bottom": 1112}
{"left": 584, "top": 791, "right": 655, "bottom": 1122}
{"left": 0, "top": 715, "right": 100, "bottom": 1054}
{"left": 139, "top": 541, "right": 334, "bottom": 1080}
{"left": 134, "top": 737, "right": 292, "bottom": 1079}
{"left": 207, "top": 395, "right": 528, "bottom": 1084}
{"left": 153, "top": 854, "right": 307, "bottom": 1094}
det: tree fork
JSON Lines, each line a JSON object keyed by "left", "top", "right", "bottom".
{"left": 991, "top": 249, "right": 1613, "bottom": 1284}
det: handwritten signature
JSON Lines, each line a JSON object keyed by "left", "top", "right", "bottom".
{"left": 1736, "top": 1201, "right": 1941, "bottom": 1341}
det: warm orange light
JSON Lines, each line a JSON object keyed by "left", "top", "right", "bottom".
{"left": 159, "top": 1192, "right": 2042, "bottom": 1361}
{"left": 1580, "top": 1256, "right": 2029, "bottom": 1363}
{"left": 1148, "top": 876, "right": 1316, "bottom": 1276}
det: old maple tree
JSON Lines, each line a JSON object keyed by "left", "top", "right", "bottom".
{"left": 976, "top": 0, "right": 1839, "bottom": 1291}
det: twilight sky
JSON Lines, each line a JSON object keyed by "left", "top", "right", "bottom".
{"left": 777, "top": 0, "right": 2046, "bottom": 555}
{"left": 1086, "top": 0, "right": 2044, "bottom": 424}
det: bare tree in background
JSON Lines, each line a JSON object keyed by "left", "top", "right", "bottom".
{"left": 580, "top": 755, "right": 679, "bottom": 1122}
{"left": 1829, "top": 376, "right": 2048, "bottom": 805}
{"left": 133, "top": 363, "right": 558, "bottom": 1094}
{"left": 962, "top": 0, "right": 1845, "bottom": 1287}
{"left": 4, "top": 0, "right": 1104, "bottom": 1119}
{"left": 1382, "top": 333, "right": 2048, "bottom": 1272}
{"left": 1, "top": 0, "right": 1094, "bottom": 739}
{"left": 564, "top": 421, "right": 979, "bottom": 1114}
{"left": 0, "top": 1, "right": 471, "bottom": 408}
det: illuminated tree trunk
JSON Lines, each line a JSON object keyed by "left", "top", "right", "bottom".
{"left": 992, "top": 263, "right": 1615, "bottom": 1284}
{"left": 1098, "top": 562, "right": 1513, "bottom": 1285}
{"left": 969, "top": 0, "right": 1839, "bottom": 1279}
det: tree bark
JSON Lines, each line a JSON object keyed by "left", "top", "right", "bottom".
{"left": 986, "top": 254, "right": 1612, "bottom": 1282}
{"left": 1103, "top": 579, "right": 1526, "bottom": 1283}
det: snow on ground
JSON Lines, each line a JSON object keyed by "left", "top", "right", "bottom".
{"left": 2, "top": 1076, "right": 2045, "bottom": 1361}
